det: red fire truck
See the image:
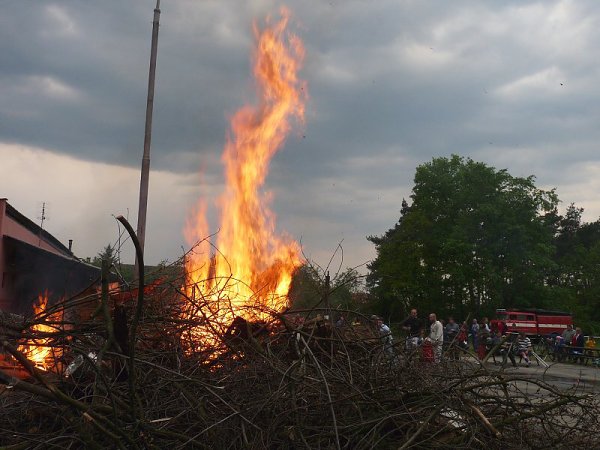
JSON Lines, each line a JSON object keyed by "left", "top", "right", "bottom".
{"left": 490, "top": 308, "right": 573, "bottom": 337}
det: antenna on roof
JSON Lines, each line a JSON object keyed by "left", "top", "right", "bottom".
{"left": 37, "top": 201, "right": 49, "bottom": 246}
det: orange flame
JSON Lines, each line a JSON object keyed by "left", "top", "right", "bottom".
{"left": 18, "top": 291, "right": 62, "bottom": 371}
{"left": 184, "top": 9, "right": 305, "bottom": 346}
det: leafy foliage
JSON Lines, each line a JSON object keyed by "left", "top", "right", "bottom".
{"left": 548, "top": 204, "right": 600, "bottom": 334}
{"left": 288, "top": 264, "right": 370, "bottom": 312}
{"left": 92, "top": 243, "right": 117, "bottom": 267}
{"left": 367, "top": 155, "right": 560, "bottom": 322}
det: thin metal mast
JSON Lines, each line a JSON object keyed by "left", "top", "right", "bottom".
{"left": 135, "top": 0, "right": 161, "bottom": 277}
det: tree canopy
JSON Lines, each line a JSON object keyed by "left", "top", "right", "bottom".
{"left": 547, "top": 204, "right": 600, "bottom": 332}
{"left": 367, "top": 155, "right": 561, "bottom": 322}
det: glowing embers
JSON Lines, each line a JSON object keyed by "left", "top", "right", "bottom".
{"left": 180, "top": 273, "right": 286, "bottom": 361}
{"left": 17, "top": 291, "right": 63, "bottom": 372}
{"left": 183, "top": 7, "right": 306, "bottom": 352}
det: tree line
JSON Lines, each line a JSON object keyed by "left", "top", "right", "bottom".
{"left": 90, "top": 154, "right": 600, "bottom": 335}
{"left": 364, "top": 155, "right": 600, "bottom": 334}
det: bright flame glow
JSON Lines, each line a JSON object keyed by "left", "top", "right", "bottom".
{"left": 18, "top": 292, "right": 62, "bottom": 371}
{"left": 184, "top": 8, "right": 305, "bottom": 351}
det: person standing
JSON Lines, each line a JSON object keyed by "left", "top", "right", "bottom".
{"left": 559, "top": 324, "right": 575, "bottom": 361}
{"left": 335, "top": 315, "right": 346, "bottom": 328}
{"left": 477, "top": 327, "right": 491, "bottom": 360}
{"left": 516, "top": 332, "right": 532, "bottom": 367}
{"left": 470, "top": 319, "right": 480, "bottom": 352}
{"left": 458, "top": 321, "right": 468, "bottom": 350}
{"left": 571, "top": 327, "right": 584, "bottom": 347}
{"left": 444, "top": 317, "right": 460, "bottom": 359}
{"left": 375, "top": 316, "right": 395, "bottom": 359}
{"left": 426, "top": 313, "right": 444, "bottom": 363}
{"left": 498, "top": 320, "right": 508, "bottom": 336}
{"left": 562, "top": 324, "right": 575, "bottom": 345}
{"left": 491, "top": 330, "right": 517, "bottom": 367}
{"left": 401, "top": 308, "right": 422, "bottom": 351}
{"left": 571, "top": 327, "right": 585, "bottom": 363}
{"left": 481, "top": 317, "right": 491, "bottom": 333}
{"left": 444, "top": 317, "right": 460, "bottom": 342}
{"left": 584, "top": 335, "right": 597, "bottom": 363}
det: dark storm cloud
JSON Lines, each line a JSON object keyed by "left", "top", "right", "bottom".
{"left": 0, "top": 1, "right": 254, "bottom": 168}
{"left": 3, "top": 0, "right": 600, "bottom": 266}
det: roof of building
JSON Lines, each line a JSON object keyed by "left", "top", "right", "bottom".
{"left": 5, "top": 202, "right": 73, "bottom": 257}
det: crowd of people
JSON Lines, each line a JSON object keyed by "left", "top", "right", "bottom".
{"left": 368, "top": 309, "right": 596, "bottom": 367}
{"left": 544, "top": 324, "right": 598, "bottom": 363}
{"left": 371, "top": 309, "right": 448, "bottom": 364}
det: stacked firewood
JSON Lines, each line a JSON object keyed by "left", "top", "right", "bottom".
{"left": 0, "top": 266, "right": 599, "bottom": 449}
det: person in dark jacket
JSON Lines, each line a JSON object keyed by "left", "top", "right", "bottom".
{"left": 491, "top": 330, "right": 517, "bottom": 368}
{"left": 443, "top": 317, "right": 461, "bottom": 360}
{"left": 401, "top": 308, "right": 422, "bottom": 351}
{"left": 470, "top": 319, "right": 480, "bottom": 351}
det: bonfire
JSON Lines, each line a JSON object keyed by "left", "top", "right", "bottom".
{"left": 2, "top": 9, "right": 599, "bottom": 450}
{"left": 183, "top": 7, "right": 305, "bottom": 352}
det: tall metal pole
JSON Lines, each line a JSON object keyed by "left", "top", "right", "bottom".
{"left": 135, "top": 0, "right": 161, "bottom": 278}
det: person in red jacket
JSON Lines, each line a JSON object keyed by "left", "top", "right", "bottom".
{"left": 498, "top": 321, "right": 508, "bottom": 336}
{"left": 571, "top": 327, "right": 585, "bottom": 363}
{"left": 457, "top": 321, "right": 468, "bottom": 350}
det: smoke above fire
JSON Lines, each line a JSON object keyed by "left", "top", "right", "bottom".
{"left": 184, "top": 8, "right": 306, "bottom": 327}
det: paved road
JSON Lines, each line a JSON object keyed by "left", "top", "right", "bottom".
{"left": 485, "top": 359, "right": 600, "bottom": 391}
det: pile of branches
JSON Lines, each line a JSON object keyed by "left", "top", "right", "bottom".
{"left": 1, "top": 262, "right": 599, "bottom": 449}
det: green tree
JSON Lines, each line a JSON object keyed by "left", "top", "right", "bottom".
{"left": 288, "top": 264, "right": 370, "bottom": 311}
{"left": 92, "top": 244, "right": 117, "bottom": 267}
{"left": 288, "top": 264, "right": 321, "bottom": 309}
{"left": 90, "top": 244, "right": 135, "bottom": 282}
{"left": 367, "top": 155, "right": 559, "bottom": 321}
{"left": 550, "top": 206, "right": 600, "bottom": 333}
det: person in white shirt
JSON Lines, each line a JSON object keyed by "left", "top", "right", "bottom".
{"left": 481, "top": 317, "right": 491, "bottom": 333}
{"left": 374, "top": 316, "right": 395, "bottom": 358}
{"left": 516, "top": 332, "right": 532, "bottom": 367}
{"left": 426, "top": 313, "right": 444, "bottom": 363}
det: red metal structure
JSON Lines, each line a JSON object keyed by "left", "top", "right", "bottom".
{"left": 491, "top": 308, "right": 573, "bottom": 337}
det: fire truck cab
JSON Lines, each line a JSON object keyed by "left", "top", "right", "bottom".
{"left": 491, "top": 308, "right": 573, "bottom": 337}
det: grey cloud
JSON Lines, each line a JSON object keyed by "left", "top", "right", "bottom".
{"left": 4, "top": 0, "right": 600, "bottom": 268}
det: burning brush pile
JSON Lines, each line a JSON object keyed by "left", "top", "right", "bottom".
{"left": 1, "top": 269, "right": 600, "bottom": 450}
{"left": 1, "top": 9, "right": 599, "bottom": 450}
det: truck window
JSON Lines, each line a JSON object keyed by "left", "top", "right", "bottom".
{"left": 509, "top": 314, "right": 517, "bottom": 320}
{"left": 497, "top": 313, "right": 507, "bottom": 320}
{"left": 527, "top": 315, "right": 534, "bottom": 321}
{"left": 516, "top": 314, "right": 529, "bottom": 320}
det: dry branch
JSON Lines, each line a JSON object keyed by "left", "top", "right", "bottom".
{"left": 0, "top": 263, "right": 598, "bottom": 449}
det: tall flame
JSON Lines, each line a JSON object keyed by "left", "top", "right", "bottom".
{"left": 184, "top": 9, "right": 305, "bottom": 340}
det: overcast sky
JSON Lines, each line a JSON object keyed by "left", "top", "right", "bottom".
{"left": 2, "top": 1, "right": 600, "bottom": 272}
